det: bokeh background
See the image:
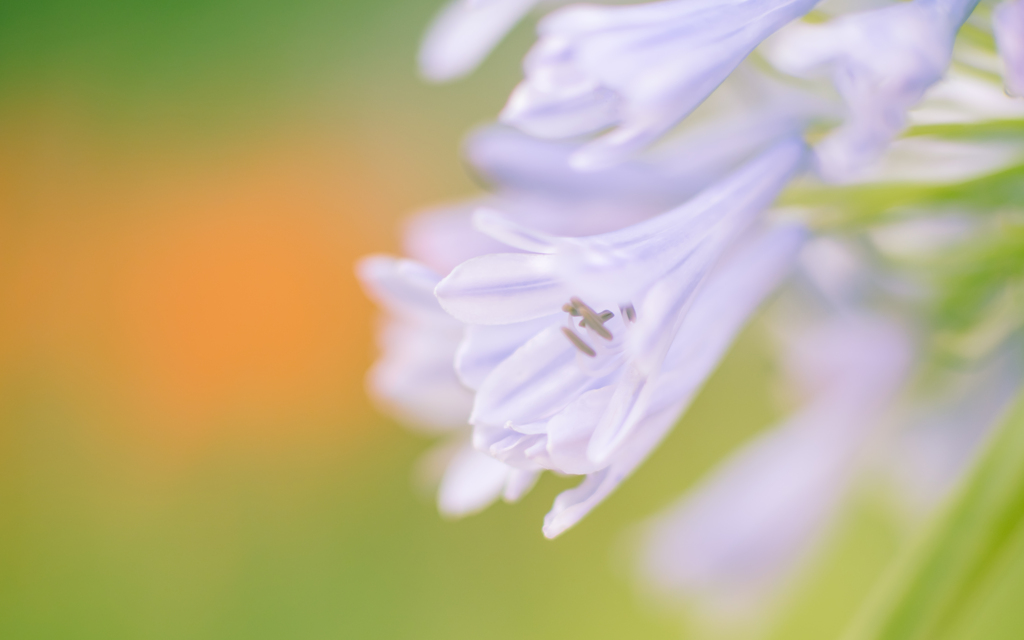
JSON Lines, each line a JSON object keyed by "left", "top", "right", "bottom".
{"left": 0, "top": 1, "right": 910, "bottom": 638}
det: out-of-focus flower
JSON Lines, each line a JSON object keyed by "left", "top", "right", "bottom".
{"left": 436, "top": 140, "right": 808, "bottom": 536}
{"left": 994, "top": 0, "right": 1024, "bottom": 96}
{"left": 500, "top": 0, "right": 821, "bottom": 169}
{"left": 637, "top": 313, "right": 911, "bottom": 623}
{"left": 419, "top": 0, "right": 549, "bottom": 82}
{"left": 909, "top": 70, "right": 1024, "bottom": 125}
{"left": 767, "top": 0, "right": 981, "bottom": 182}
{"left": 357, "top": 256, "right": 472, "bottom": 433}
{"left": 357, "top": 255, "right": 537, "bottom": 517}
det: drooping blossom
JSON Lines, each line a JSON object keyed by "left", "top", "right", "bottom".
{"left": 637, "top": 312, "right": 911, "bottom": 624}
{"left": 766, "top": 0, "right": 982, "bottom": 182}
{"left": 994, "top": 0, "right": 1024, "bottom": 96}
{"left": 435, "top": 140, "right": 808, "bottom": 536}
{"left": 359, "top": 121, "right": 807, "bottom": 518}
{"left": 500, "top": 0, "right": 822, "bottom": 169}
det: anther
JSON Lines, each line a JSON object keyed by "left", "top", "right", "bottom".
{"left": 562, "top": 303, "right": 582, "bottom": 317}
{"left": 620, "top": 304, "right": 636, "bottom": 323}
{"left": 569, "top": 297, "right": 614, "bottom": 340}
{"left": 561, "top": 327, "right": 596, "bottom": 357}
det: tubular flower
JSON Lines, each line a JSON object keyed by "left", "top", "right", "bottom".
{"left": 500, "top": 0, "right": 821, "bottom": 169}
{"left": 359, "top": 0, "right": 1024, "bottom": 629}
{"left": 994, "top": 0, "right": 1024, "bottom": 96}
{"left": 637, "top": 314, "right": 911, "bottom": 622}
{"left": 766, "top": 0, "right": 982, "bottom": 182}
{"left": 358, "top": 116, "right": 806, "bottom": 518}
{"left": 435, "top": 140, "right": 808, "bottom": 536}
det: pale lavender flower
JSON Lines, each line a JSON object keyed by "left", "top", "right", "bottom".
{"left": 435, "top": 140, "right": 808, "bottom": 536}
{"left": 637, "top": 314, "right": 911, "bottom": 624}
{"left": 994, "top": 0, "right": 1024, "bottom": 96}
{"left": 419, "top": 0, "right": 547, "bottom": 82}
{"left": 500, "top": 0, "right": 821, "bottom": 169}
{"left": 359, "top": 119, "right": 801, "bottom": 518}
{"left": 766, "top": 0, "right": 982, "bottom": 182}
{"left": 357, "top": 124, "right": 804, "bottom": 519}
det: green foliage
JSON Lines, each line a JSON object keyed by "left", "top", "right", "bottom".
{"left": 932, "top": 222, "right": 1024, "bottom": 335}
{"left": 845, "top": 388, "right": 1024, "bottom": 640}
{"left": 781, "top": 160, "right": 1024, "bottom": 230}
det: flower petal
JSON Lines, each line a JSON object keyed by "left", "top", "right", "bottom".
{"left": 419, "top": 0, "right": 544, "bottom": 82}
{"left": 543, "top": 401, "right": 683, "bottom": 538}
{"left": 435, "top": 253, "right": 570, "bottom": 324}
{"left": 503, "top": 0, "right": 820, "bottom": 165}
{"left": 455, "top": 314, "right": 559, "bottom": 390}
{"left": 438, "top": 443, "right": 514, "bottom": 517}
{"left": 995, "top": 0, "right": 1024, "bottom": 97}
{"left": 471, "top": 324, "right": 609, "bottom": 427}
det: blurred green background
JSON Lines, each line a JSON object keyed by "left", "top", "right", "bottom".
{"left": 0, "top": 1, "right": 918, "bottom": 638}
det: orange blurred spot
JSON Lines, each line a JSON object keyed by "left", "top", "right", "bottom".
{"left": 0, "top": 105, "right": 403, "bottom": 461}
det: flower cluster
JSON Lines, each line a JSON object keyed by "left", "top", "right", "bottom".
{"left": 360, "top": 0, "right": 1024, "bottom": 628}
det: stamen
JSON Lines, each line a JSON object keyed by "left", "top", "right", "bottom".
{"left": 561, "top": 327, "right": 597, "bottom": 357}
{"left": 562, "top": 303, "right": 582, "bottom": 317}
{"left": 620, "top": 304, "right": 636, "bottom": 323}
{"left": 569, "top": 296, "right": 614, "bottom": 340}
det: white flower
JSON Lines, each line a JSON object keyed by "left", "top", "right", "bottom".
{"left": 419, "top": 0, "right": 548, "bottom": 82}
{"left": 436, "top": 140, "right": 808, "bottom": 536}
{"left": 637, "top": 314, "right": 911, "bottom": 624}
{"left": 995, "top": 0, "right": 1024, "bottom": 96}
{"left": 500, "top": 0, "right": 821, "bottom": 169}
{"left": 766, "top": 0, "right": 982, "bottom": 182}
